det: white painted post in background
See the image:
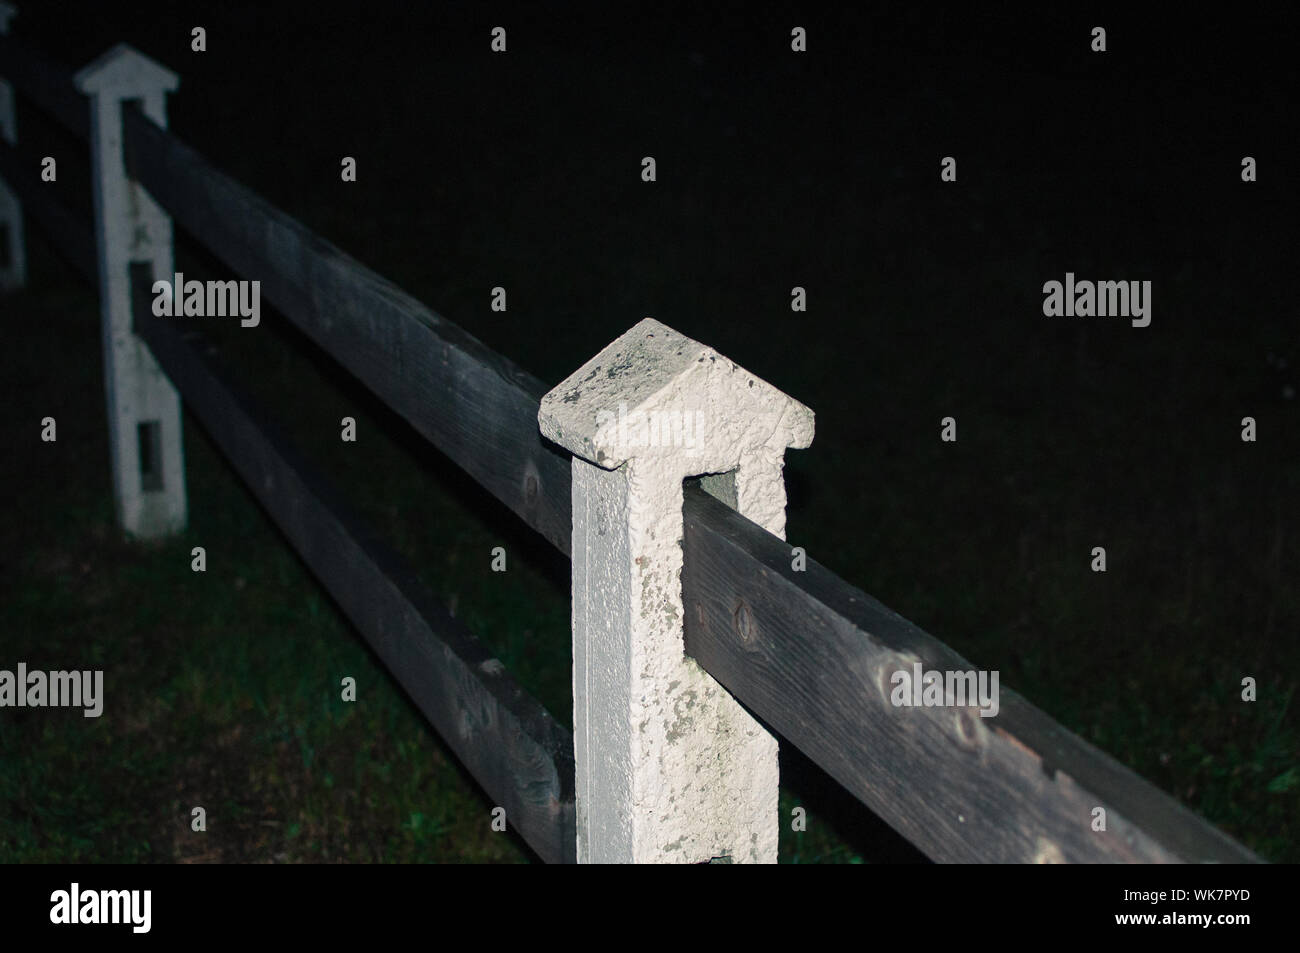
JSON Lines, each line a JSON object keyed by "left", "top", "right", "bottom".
{"left": 540, "top": 317, "right": 814, "bottom": 863}
{"left": 0, "top": 2, "right": 26, "bottom": 292}
{"left": 75, "top": 45, "right": 185, "bottom": 537}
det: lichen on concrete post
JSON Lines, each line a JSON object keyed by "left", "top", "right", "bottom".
{"left": 540, "top": 317, "right": 814, "bottom": 863}
{"left": 75, "top": 45, "right": 185, "bottom": 537}
{"left": 0, "top": 3, "right": 26, "bottom": 292}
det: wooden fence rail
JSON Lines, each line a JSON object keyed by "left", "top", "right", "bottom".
{"left": 121, "top": 103, "right": 575, "bottom": 556}
{"left": 1, "top": 23, "right": 1263, "bottom": 863}
{"left": 681, "top": 489, "right": 1259, "bottom": 863}
{"left": 131, "top": 269, "right": 576, "bottom": 863}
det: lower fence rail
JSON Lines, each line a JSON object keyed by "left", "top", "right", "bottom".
{"left": 131, "top": 266, "right": 577, "bottom": 864}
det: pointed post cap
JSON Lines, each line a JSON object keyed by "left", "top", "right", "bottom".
{"left": 539, "top": 317, "right": 813, "bottom": 472}
{"left": 0, "top": 4, "right": 18, "bottom": 34}
{"left": 75, "top": 43, "right": 179, "bottom": 96}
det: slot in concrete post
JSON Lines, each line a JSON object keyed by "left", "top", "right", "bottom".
{"left": 0, "top": 3, "right": 26, "bottom": 292}
{"left": 75, "top": 45, "right": 185, "bottom": 537}
{"left": 540, "top": 317, "right": 814, "bottom": 863}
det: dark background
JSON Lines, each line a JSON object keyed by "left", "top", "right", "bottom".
{"left": 1, "top": 2, "right": 1296, "bottom": 862}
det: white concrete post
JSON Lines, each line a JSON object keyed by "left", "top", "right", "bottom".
{"left": 75, "top": 45, "right": 185, "bottom": 537}
{"left": 540, "top": 317, "right": 814, "bottom": 863}
{"left": 0, "top": 2, "right": 26, "bottom": 292}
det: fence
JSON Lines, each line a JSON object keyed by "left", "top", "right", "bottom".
{"left": 0, "top": 11, "right": 1262, "bottom": 863}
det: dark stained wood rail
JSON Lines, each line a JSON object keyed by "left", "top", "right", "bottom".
{"left": 131, "top": 265, "right": 577, "bottom": 864}
{"left": 122, "top": 103, "right": 575, "bottom": 556}
{"left": 681, "top": 487, "right": 1260, "bottom": 863}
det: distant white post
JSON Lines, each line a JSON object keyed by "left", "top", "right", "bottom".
{"left": 75, "top": 45, "right": 186, "bottom": 537}
{"left": 540, "top": 317, "right": 814, "bottom": 863}
{"left": 0, "top": 2, "right": 26, "bottom": 292}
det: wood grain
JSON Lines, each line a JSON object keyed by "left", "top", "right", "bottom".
{"left": 682, "top": 488, "right": 1260, "bottom": 863}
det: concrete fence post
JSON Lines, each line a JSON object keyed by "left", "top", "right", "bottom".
{"left": 540, "top": 317, "right": 814, "bottom": 863}
{"left": 75, "top": 44, "right": 185, "bottom": 537}
{"left": 0, "top": 2, "right": 25, "bottom": 292}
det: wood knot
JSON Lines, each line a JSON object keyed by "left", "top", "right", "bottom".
{"left": 733, "top": 600, "right": 755, "bottom": 644}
